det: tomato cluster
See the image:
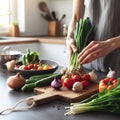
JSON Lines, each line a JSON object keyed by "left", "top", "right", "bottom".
{"left": 61, "top": 73, "right": 91, "bottom": 89}
{"left": 16, "top": 63, "right": 52, "bottom": 71}
{"left": 99, "top": 77, "right": 118, "bottom": 92}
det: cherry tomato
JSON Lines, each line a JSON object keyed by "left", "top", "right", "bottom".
{"left": 83, "top": 74, "right": 91, "bottom": 81}
{"left": 23, "top": 65, "right": 30, "bottom": 70}
{"left": 71, "top": 74, "right": 81, "bottom": 82}
{"left": 99, "top": 78, "right": 118, "bottom": 93}
{"left": 61, "top": 75, "right": 68, "bottom": 84}
{"left": 27, "top": 64, "right": 34, "bottom": 69}
{"left": 81, "top": 80, "right": 89, "bottom": 89}
{"left": 63, "top": 77, "right": 74, "bottom": 89}
{"left": 33, "top": 64, "right": 39, "bottom": 69}
{"left": 37, "top": 66, "right": 43, "bottom": 70}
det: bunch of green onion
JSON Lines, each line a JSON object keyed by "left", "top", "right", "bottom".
{"left": 69, "top": 17, "right": 94, "bottom": 73}
{"left": 65, "top": 78, "right": 120, "bottom": 115}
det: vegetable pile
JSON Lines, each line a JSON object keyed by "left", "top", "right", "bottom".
{"left": 61, "top": 17, "right": 95, "bottom": 91}
{"left": 62, "top": 70, "right": 97, "bottom": 92}
{"left": 65, "top": 69, "right": 120, "bottom": 115}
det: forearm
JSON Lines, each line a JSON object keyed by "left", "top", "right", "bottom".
{"left": 67, "top": 0, "right": 85, "bottom": 38}
{"left": 107, "top": 35, "right": 120, "bottom": 50}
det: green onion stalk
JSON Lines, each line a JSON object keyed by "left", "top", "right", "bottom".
{"left": 65, "top": 78, "right": 120, "bottom": 115}
{"left": 68, "top": 17, "right": 95, "bottom": 75}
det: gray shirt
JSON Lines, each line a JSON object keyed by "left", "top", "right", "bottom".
{"left": 83, "top": 0, "right": 120, "bottom": 73}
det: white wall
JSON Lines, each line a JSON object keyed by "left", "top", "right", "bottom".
{"left": 19, "top": 0, "right": 73, "bottom": 36}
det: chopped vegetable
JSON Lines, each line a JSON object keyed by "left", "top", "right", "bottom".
{"left": 65, "top": 78, "right": 120, "bottom": 115}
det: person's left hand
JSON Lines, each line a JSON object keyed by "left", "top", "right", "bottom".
{"left": 77, "top": 40, "right": 115, "bottom": 64}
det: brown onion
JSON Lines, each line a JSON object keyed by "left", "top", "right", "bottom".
{"left": 7, "top": 72, "right": 25, "bottom": 90}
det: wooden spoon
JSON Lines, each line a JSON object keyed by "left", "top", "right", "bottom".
{"left": 39, "top": 2, "right": 52, "bottom": 20}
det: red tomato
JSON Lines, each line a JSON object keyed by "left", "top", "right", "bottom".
{"left": 81, "top": 80, "right": 89, "bottom": 89}
{"left": 63, "top": 77, "right": 74, "bottom": 89}
{"left": 82, "top": 74, "right": 91, "bottom": 81}
{"left": 71, "top": 74, "right": 81, "bottom": 82}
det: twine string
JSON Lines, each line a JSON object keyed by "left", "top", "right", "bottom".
{"left": 0, "top": 98, "right": 35, "bottom": 115}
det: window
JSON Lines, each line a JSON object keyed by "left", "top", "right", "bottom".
{"left": 0, "top": 0, "right": 17, "bottom": 34}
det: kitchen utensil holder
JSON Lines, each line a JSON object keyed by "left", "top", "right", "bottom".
{"left": 48, "top": 21, "right": 60, "bottom": 36}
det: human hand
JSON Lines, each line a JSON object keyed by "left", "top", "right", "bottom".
{"left": 77, "top": 40, "right": 115, "bottom": 64}
{"left": 66, "top": 37, "right": 77, "bottom": 60}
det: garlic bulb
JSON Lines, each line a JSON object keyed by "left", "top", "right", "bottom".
{"left": 72, "top": 82, "right": 83, "bottom": 92}
{"left": 5, "top": 60, "right": 16, "bottom": 72}
{"left": 88, "top": 70, "right": 97, "bottom": 82}
{"left": 106, "top": 67, "right": 117, "bottom": 79}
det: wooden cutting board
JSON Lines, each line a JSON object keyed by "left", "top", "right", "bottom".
{"left": 27, "top": 83, "right": 98, "bottom": 106}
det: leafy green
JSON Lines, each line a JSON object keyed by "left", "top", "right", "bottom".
{"left": 69, "top": 17, "right": 94, "bottom": 73}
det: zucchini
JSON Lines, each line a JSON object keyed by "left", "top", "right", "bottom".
{"left": 26, "top": 73, "right": 58, "bottom": 84}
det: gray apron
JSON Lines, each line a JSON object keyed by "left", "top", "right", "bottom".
{"left": 83, "top": 0, "right": 120, "bottom": 74}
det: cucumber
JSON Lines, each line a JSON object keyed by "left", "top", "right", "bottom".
{"left": 21, "top": 83, "right": 36, "bottom": 92}
{"left": 35, "top": 73, "right": 62, "bottom": 87}
{"left": 21, "top": 73, "right": 62, "bottom": 92}
{"left": 26, "top": 73, "right": 58, "bottom": 84}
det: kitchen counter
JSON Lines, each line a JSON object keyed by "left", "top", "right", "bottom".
{"left": 0, "top": 67, "right": 120, "bottom": 120}
{"left": 0, "top": 36, "right": 66, "bottom": 45}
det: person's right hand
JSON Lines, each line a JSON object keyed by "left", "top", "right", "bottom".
{"left": 66, "top": 37, "right": 77, "bottom": 60}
